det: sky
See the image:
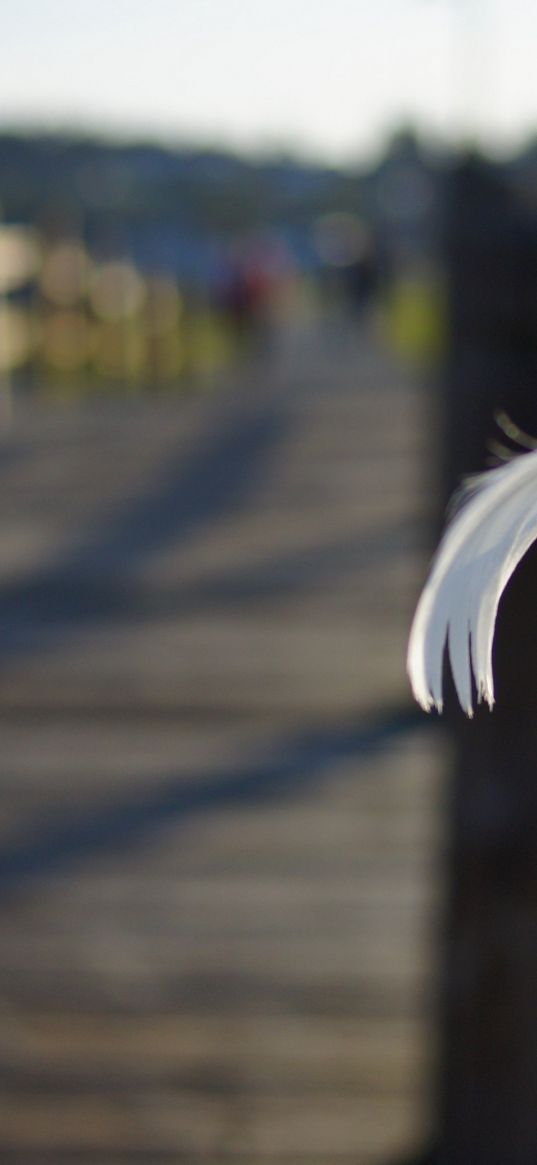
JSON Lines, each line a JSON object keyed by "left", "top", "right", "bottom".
{"left": 0, "top": 0, "right": 536, "bottom": 162}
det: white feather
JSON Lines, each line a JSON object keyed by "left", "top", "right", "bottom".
{"left": 407, "top": 447, "right": 537, "bottom": 715}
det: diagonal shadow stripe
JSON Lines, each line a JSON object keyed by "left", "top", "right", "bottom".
{"left": 0, "top": 515, "right": 423, "bottom": 623}
{"left": 0, "top": 705, "right": 433, "bottom": 894}
{"left": 0, "top": 399, "right": 291, "bottom": 655}
{"left": 180, "top": 515, "right": 424, "bottom": 605}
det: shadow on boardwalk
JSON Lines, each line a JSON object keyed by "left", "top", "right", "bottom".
{"left": 0, "top": 319, "right": 443, "bottom": 1164}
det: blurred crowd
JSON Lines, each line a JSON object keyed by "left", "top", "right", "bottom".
{"left": 0, "top": 221, "right": 382, "bottom": 389}
{"left": 0, "top": 130, "right": 453, "bottom": 393}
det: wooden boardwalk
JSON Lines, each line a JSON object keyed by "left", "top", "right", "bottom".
{"left": 0, "top": 319, "right": 446, "bottom": 1163}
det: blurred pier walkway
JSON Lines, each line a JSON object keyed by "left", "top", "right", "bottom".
{"left": 0, "top": 317, "right": 445, "bottom": 1163}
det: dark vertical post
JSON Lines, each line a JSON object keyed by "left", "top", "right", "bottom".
{"left": 438, "top": 156, "right": 537, "bottom": 1164}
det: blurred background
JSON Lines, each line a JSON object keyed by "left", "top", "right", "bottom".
{"left": 1, "top": 1, "right": 537, "bottom": 1162}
